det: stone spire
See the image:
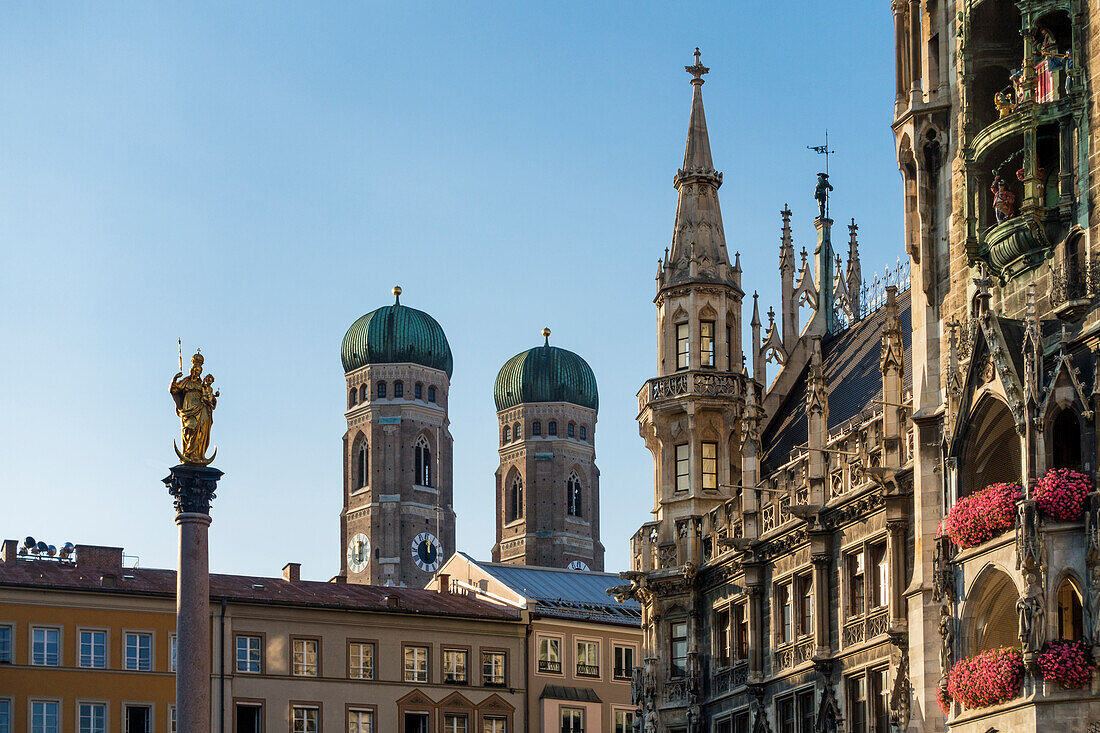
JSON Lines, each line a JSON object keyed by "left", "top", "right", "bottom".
{"left": 661, "top": 48, "right": 735, "bottom": 289}
{"left": 780, "top": 205, "right": 798, "bottom": 347}
{"left": 751, "top": 291, "right": 764, "bottom": 384}
{"left": 847, "top": 218, "right": 862, "bottom": 321}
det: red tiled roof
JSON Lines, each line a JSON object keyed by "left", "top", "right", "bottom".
{"left": 0, "top": 560, "right": 519, "bottom": 620}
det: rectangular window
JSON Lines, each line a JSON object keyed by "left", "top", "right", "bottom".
{"left": 575, "top": 640, "right": 599, "bottom": 677}
{"left": 614, "top": 710, "right": 636, "bottom": 733}
{"left": 293, "top": 638, "right": 319, "bottom": 677}
{"left": 797, "top": 573, "right": 814, "bottom": 637}
{"left": 613, "top": 644, "right": 635, "bottom": 680}
{"left": 561, "top": 709, "right": 584, "bottom": 733}
{"left": 170, "top": 634, "right": 177, "bottom": 672}
{"left": 847, "top": 550, "right": 866, "bottom": 617}
{"left": 443, "top": 648, "right": 468, "bottom": 684}
{"left": 735, "top": 603, "right": 749, "bottom": 660}
{"left": 872, "top": 667, "right": 889, "bottom": 733}
{"left": 482, "top": 718, "right": 507, "bottom": 733}
{"left": 124, "top": 632, "right": 152, "bottom": 671}
{"left": 78, "top": 703, "right": 106, "bottom": 733}
{"left": 700, "top": 321, "right": 715, "bottom": 367}
{"left": 292, "top": 706, "right": 318, "bottom": 733}
{"left": 79, "top": 630, "right": 106, "bottom": 668}
{"left": 797, "top": 688, "right": 815, "bottom": 733}
{"left": 168, "top": 706, "right": 176, "bottom": 733}
{"left": 701, "top": 441, "right": 718, "bottom": 489}
{"left": 443, "top": 714, "right": 468, "bottom": 733}
{"left": 715, "top": 607, "right": 731, "bottom": 667}
{"left": 482, "top": 650, "right": 506, "bottom": 686}
{"left": 670, "top": 621, "right": 688, "bottom": 677}
{"left": 0, "top": 699, "right": 8, "bottom": 733}
{"left": 31, "top": 627, "right": 60, "bottom": 666}
{"left": 349, "top": 641, "right": 375, "bottom": 680}
{"left": 777, "top": 696, "right": 795, "bottom": 733}
{"left": 538, "top": 637, "right": 561, "bottom": 674}
{"left": 31, "top": 701, "right": 59, "bottom": 733}
{"left": 777, "top": 583, "right": 793, "bottom": 644}
{"left": 726, "top": 325, "right": 732, "bottom": 370}
{"left": 236, "top": 635, "right": 261, "bottom": 673}
{"left": 0, "top": 625, "right": 11, "bottom": 663}
{"left": 125, "top": 705, "right": 150, "bottom": 733}
{"left": 870, "top": 541, "right": 888, "bottom": 609}
{"left": 675, "top": 444, "right": 690, "bottom": 491}
{"left": 404, "top": 645, "right": 428, "bottom": 682}
{"left": 676, "top": 323, "right": 690, "bottom": 369}
{"left": 348, "top": 709, "right": 373, "bottom": 733}
{"left": 847, "top": 675, "right": 867, "bottom": 733}
{"left": 733, "top": 712, "right": 750, "bottom": 733}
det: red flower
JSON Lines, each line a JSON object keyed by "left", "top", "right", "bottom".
{"left": 936, "top": 687, "right": 952, "bottom": 717}
{"left": 1037, "top": 639, "right": 1093, "bottom": 688}
{"left": 942, "top": 483, "right": 1021, "bottom": 549}
{"left": 1034, "top": 469, "right": 1092, "bottom": 521}
{"left": 946, "top": 647, "right": 1023, "bottom": 709}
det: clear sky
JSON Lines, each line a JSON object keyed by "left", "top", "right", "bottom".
{"left": 0, "top": 2, "right": 902, "bottom": 578}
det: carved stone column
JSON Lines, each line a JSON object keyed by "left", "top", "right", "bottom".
{"left": 908, "top": 0, "right": 923, "bottom": 105}
{"left": 811, "top": 544, "right": 832, "bottom": 657}
{"left": 892, "top": 0, "right": 908, "bottom": 109}
{"left": 163, "top": 464, "right": 223, "bottom": 733}
{"left": 886, "top": 515, "right": 908, "bottom": 628}
{"left": 744, "top": 563, "right": 765, "bottom": 682}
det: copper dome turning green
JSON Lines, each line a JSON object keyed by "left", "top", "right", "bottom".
{"left": 341, "top": 288, "right": 453, "bottom": 377}
{"left": 494, "top": 331, "right": 598, "bottom": 412}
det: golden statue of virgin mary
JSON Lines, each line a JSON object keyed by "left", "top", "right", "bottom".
{"left": 170, "top": 352, "right": 219, "bottom": 465}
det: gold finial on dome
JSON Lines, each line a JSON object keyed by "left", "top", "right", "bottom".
{"left": 542, "top": 327, "right": 551, "bottom": 346}
{"left": 393, "top": 285, "right": 402, "bottom": 305}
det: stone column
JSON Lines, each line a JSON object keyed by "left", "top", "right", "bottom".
{"left": 908, "top": 0, "right": 923, "bottom": 106}
{"left": 810, "top": 531, "right": 832, "bottom": 658}
{"left": 744, "top": 564, "right": 765, "bottom": 682}
{"left": 164, "top": 464, "right": 223, "bottom": 733}
{"left": 892, "top": 0, "right": 908, "bottom": 110}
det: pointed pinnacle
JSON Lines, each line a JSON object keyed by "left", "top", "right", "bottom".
{"left": 751, "top": 291, "right": 761, "bottom": 327}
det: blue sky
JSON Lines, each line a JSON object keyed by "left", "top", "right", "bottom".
{"left": 0, "top": 2, "right": 902, "bottom": 578}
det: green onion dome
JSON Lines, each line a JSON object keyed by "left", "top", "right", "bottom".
{"left": 494, "top": 328, "right": 598, "bottom": 412}
{"left": 341, "top": 286, "right": 453, "bottom": 377}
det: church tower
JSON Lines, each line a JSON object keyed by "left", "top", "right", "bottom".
{"left": 491, "top": 328, "right": 604, "bottom": 571}
{"left": 339, "top": 286, "right": 456, "bottom": 587}
{"left": 640, "top": 49, "right": 746, "bottom": 534}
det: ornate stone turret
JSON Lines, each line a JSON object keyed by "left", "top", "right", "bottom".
{"left": 812, "top": 215, "right": 836, "bottom": 336}
{"left": 847, "top": 218, "right": 863, "bottom": 320}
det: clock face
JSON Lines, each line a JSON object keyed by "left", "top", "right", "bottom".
{"left": 567, "top": 560, "right": 591, "bottom": 571}
{"left": 411, "top": 532, "right": 442, "bottom": 572}
{"left": 346, "top": 533, "right": 370, "bottom": 574}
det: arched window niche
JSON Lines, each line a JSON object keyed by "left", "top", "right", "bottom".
{"left": 348, "top": 388, "right": 358, "bottom": 408}
{"left": 502, "top": 425, "right": 511, "bottom": 444}
{"left": 360, "top": 384, "right": 368, "bottom": 403}
{"left": 513, "top": 422, "right": 521, "bottom": 440}
{"left": 356, "top": 440, "right": 369, "bottom": 488}
{"left": 964, "top": 567, "right": 1020, "bottom": 656}
{"left": 1056, "top": 576, "right": 1084, "bottom": 641}
{"left": 1049, "top": 408, "right": 1083, "bottom": 471}
{"left": 414, "top": 435, "right": 432, "bottom": 487}
{"left": 567, "top": 472, "right": 583, "bottom": 518}
{"left": 508, "top": 474, "right": 523, "bottom": 522}
{"left": 959, "top": 396, "right": 1021, "bottom": 498}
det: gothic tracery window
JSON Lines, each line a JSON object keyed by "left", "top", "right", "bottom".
{"left": 567, "top": 472, "right": 583, "bottom": 518}
{"left": 508, "top": 475, "right": 523, "bottom": 522}
{"left": 357, "top": 442, "right": 369, "bottom": 487}
{"left": 414, "top": 436, "right": 432, "bottom": 487}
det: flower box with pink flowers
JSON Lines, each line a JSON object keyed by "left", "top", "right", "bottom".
{"left": 940, "top": 482, "right": 1021, "bottom": 549}
{"left": 1034, "top": 468, "right": 1092, "bottom": 521}
{"left": 1037, "top": 639, "right": 1094, "bottom": 688}
{"left": 946, "top": 646, "right": 1024, "bottom": 710}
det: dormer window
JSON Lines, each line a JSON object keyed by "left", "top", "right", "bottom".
{"left": 676, "top": 323, "right": 690, "bottom": 370}
{"left": 700, "top": 321, "right": 716, "bottom": 367}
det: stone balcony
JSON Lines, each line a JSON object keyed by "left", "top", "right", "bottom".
{"left": 637, "top": 370, "right": 746, "bottom": 414}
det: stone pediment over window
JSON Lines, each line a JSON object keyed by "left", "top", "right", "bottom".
{"left": 396, "top": 690, "right": 435, "bottom": 707}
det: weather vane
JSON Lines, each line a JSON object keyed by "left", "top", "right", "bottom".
{"left": 807, "top": 129, "right": 835, "bottom": 175}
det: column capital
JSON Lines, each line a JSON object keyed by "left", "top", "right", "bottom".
{"left": 164, "top": 464, "right": 223, "bottom": 516}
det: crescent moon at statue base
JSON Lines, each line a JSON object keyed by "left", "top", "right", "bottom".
{"left": 175, "top": 440, "right": 218, "bottom": 467}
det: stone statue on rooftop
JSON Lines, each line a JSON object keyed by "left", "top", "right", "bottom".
{"left": 814, "top": 172, "right": 833, "bottom": 220}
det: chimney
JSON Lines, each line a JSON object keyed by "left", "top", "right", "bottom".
{"left": 385, "top": 594, "right": 401, "bottom": 609}
{"left": 282, "top": 563, "right": 301, "bottom": 583}
{"left": 75, "top": 544, "right": 124, "bottom": 569}
{"left": 0, "top": 540, "right": 17, "bottom": 563}
{"left": 438, "top": 574, "right": 450, "bottom": 594}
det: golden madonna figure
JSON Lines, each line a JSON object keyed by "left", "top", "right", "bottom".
{"left": 171, "top": 351, "right": 219, "bottom": 465}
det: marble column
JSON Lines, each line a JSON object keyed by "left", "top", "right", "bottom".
{"left": 164, "top": 464, "right": 222, "bottom": 733}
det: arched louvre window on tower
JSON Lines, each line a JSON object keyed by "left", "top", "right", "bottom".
{"left": 567, "top": 473, "right": 583, "bottom": 517}
{"left": 509, "top": 476, "right": 523, "bottom": 521}
{"left": 357, "top": 442, "right": 369, "bottom": 487}
{"left": 414, "top": 436, "right": 432, "bottom": 487}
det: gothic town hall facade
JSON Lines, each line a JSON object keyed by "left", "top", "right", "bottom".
{"left": 614, "top": 2, "right": 1100, "bottom": 731}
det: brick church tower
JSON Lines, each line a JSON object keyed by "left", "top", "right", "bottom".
{"left": 491, "top": 328, "right": 604, "bottom": 571}
{"left": 339, "top": 286, "right": 456, "bottom": 587}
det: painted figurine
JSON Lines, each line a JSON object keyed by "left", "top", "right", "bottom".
{"left": 994, "top": 90, "right": 1014, "bottom": 118}
{"left": 991, "top": 175, "right": 1016, "bottom": 223}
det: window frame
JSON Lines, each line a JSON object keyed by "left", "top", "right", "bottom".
{"left": 796, "top": 572, "right": 814, "bottom": 638}
{"left": 428, "top": 386, "right": 437, "bottom": 403}
{"left": 77, "top": 628, "right": 108, "bottom": 669}
{"left": 480, "top": 648, "right": 507, "bottom": 687}
{"left": 567, "top": 472, "right": 583, "bottom": 518}
{"left": 574, "top": 637, "right": 600, "bottom": 679}
{"left": 676, "top": 321, "right": 690, "bottom": 370}
{"left": 536, "top": 634, "right": 563, "bottom": 675}
{"left": 122, "top": 630, "right": 154, "bottom": 672}
{"left": 291, "top": 636, "right": 321, "bottom": 678}
{"left": 29, "top": 698, "right": 61, "bottom": 733}
{"left": 376, "top": 381, "right": 387, "bottom": 398}
{"left": 508, "top": 475, "right": 524, "bottom": 523}
{"left": 670, "top": 620, "right": 688, "bottom": 677}
{"left": 0, "top": 623, "right": 11, "bottom": 665}
{"left": 232, "top": 699, "right": 264, "bottom": 733}
{"left": 0, "top": 697, "right": 10, "bottom": 733}
{"left": 701, "top": 441, "right": 718, "bottom": 490}
{"left": 414, "top": 435, "right": 433, "bottom": 487}
{"left": 403, "top": 643, "right": 430, "bottom": 683}
{"left": 345, "top": 705, "right": 375, "bottom": 733}
{"left": 675, "top": 443, "right": 690, "bottom": 492}
{"left": 289, "top": 702, "right": 322, "bottom": 733}
{"left": 30, "top": 625, "right": 61, "bottom": 667}
{"left": 775, "top": 581, "right": 793, "bottom": 645}
{"left": 441, "top": 646, "right": 470, "bottom": 685}
{"left": 560, "top": 707, "right": 585, "bottom": 733}
{"left": 612, "top": 642, "right": 637, "bottom": 681}
{"left": 414, "top": 382, "right": 423, "bottom": 400}
{"left": 548, "top": 420, "right": 558, "bottom": 436}
{"left": 612, "top": 708, "right": 636, "bottom": 733}
{"left": 700, "top": 320, "right": 716, "bottom": 368}
{"left": 532, "top": 420, "right": 542, "bottom": 436}
{"left": 481, "top": 715, "right": 508, "bottom": 733}
{"left": 442, "top": 712, "right": 470, "bottom": 733}
{"left": 347, "top": 638, "right": 377, "bottom": 680}
{"left": 235, "top": 633, "right": 264, "bottom": 675}
{"left": 75, "top": 701, "right": 107, "bottom": 733}
{"left": 169, "top": 633, "right": 177, "bottom": 673}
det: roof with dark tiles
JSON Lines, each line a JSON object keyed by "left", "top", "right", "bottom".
{"left": 0, "top": 557, "right": 519, "bottom": 620}
{"left": 761, "top": 290, "right": 913, "bottom": 476}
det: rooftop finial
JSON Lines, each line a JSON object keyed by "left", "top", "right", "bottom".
{"left": 393, "top": 285, "right": 402, "bottom": 305}
{"left": 685, "top": 47, "right": 709, "bottom": 85}
{"left": 542, "top": 327, "right": 551, "bottom": 346}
